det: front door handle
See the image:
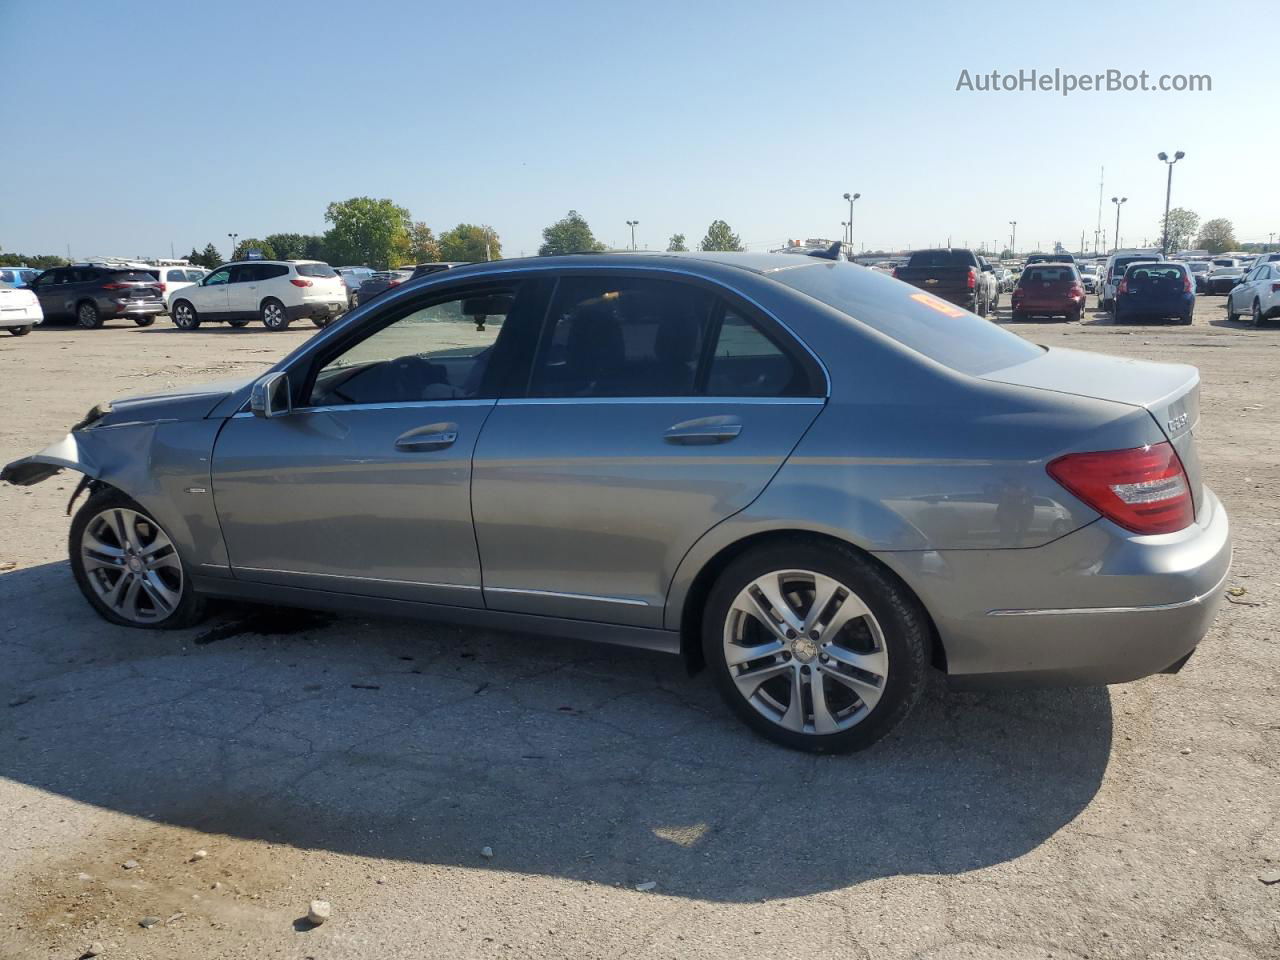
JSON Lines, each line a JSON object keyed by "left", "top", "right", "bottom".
{"left": 664, "top": 415, "right": 742, "bottom": 445}
{"left": 395, "top": 422, "right": 459, "bottom": 452}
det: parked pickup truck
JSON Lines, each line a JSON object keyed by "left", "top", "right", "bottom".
{"left": 893, "top": 248, "right": 997, "bottom": 316}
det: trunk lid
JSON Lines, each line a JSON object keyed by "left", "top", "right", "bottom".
{"left": 981, "top": 347, "right": 1205, "bottom": 514}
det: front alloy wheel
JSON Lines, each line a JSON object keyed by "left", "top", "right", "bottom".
{"left": 172, "top": 302, "right": 200, "bottom": 330}
{"left": 704, "top": 542, "right": 928, "bottom": 753}
{"left": 70, "top": 494, "right": 206, "bottom": 629}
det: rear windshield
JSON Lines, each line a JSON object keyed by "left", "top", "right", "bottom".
{"left": 906, "top": 249, "right": 974, "bottom": 268}
{"left": 296, "top": 263, "right": 338, "bottom": 278}
{"left": 107, "top": 271, "right": 159, "bottom": 282}
{"left": 777, "top": 262, "right": 1043, "bottom": 376}
{"left": 1186, "top": 262, "right": 1209, "bottom": 272}
{"left": 1024, "top": 266, "right": 1077, "bottom": 283}
{"left": 1126, "top": 265, "right": 1185, "bottom": 281}
{"left": 1112, "top": 257, "right": 1156, "bottom": 276}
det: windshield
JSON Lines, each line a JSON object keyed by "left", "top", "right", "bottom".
{"left": 777, "top": 263, "right": 1042, "bottom": 376}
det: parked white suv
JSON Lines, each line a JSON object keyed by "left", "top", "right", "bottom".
{"left": 148, "top": 266, "right": 206, "bottom": 311}
{"left": 167, "top": 260, "right": 347, "bottom": 331}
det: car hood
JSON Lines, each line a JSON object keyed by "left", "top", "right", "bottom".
{"left": 90, "top": 373, "right": 256, "bottom": 427}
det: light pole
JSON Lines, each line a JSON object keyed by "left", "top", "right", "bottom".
{"left": 227, "top": 233, "right": 239, "bottom": 261}
{"left": 1157, "top": 151, "right": 1185, "bottom": 255}
{"left": 1268, "top": 232, "right": 1275, "bottom": 252}
{"left": 625, "top": 220, "right": 639, "bottom": 251}
{"left": 842, "top": 192, "right": 860, "bottom": 246}
{"left": 1008, "top": 221, "right": 1017, "bottom": 258}
{"left": 1111, "top": 197, "right": 1127, "bottom": 254}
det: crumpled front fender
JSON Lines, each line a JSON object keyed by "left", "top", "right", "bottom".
{"left": 0, "top": 434, "right": 100, "bottom": 486}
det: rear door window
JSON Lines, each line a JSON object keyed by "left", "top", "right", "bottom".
{"left": 705, "top": 307, "right": 808, "bottom": 397}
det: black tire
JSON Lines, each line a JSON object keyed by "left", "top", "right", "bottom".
{"left": 1068, "top": 307, "right": 1083, "bottom": 323}
{"left": 702, "top": 539, "right": 929, "bottom": 753}
{"left": 172, "top": 301, "right": 201, "bottom": 330}
{"left": 228, "top": 319, "right": 251, "bottom": 328}
{"left": 1011, "top": 309, "right": 1026, "bottom": 322}
{"left": 69, "top": 489, "right": 207, "bottom": 630}
{"left": 1101, "top": 298, "right": 1113, "bottom": 313}
{"left": 976, "top": 294, "right": 988, "bottom": 318}
{"left": 311, "top": 315, "right": 330, "bottom": 328}
{"left": 133, "top": 316, "right": 156, "bottom": 327}
{"left": 1179, "top": 312, "right": 1193, "bottom": 326}
{"left": 8, "top": 325, "right": 32, "bottom": 336}
{"left": 990, "top": 292, "right": 1000, "bottom": 314}
{"left": 76, "top": 300, "right": 103, "bottom": 329}
{"left": 1226, "top": 295, "right": 1239, "bottom": 322}
{"left": 261, "top": 298, "right": 290, "bottom": 330}
{"left": 1252, "top": 300, "right": 1264, "bottom": 327}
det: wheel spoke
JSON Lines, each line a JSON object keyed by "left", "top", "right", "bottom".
{"left": 824, "top": 642, "right": 888, "bottom": 679}
{"left": 120, "top": 576, "right": 144, "bottom": 619}
{"left": 809, "top": 672, "right": 838, "bottom": 735}
{"left": 100, "top": 570, "right": 130, "bottom": 610}
{"left": 83, "top": 530, "right": 126, "bottom": 559}
{"left": 802, "top": 573, "right": 842, "bottom": 634}
{"left": 112, "top": 510, "right": 134, "bottom": 551}
{"left": 731, "top": 591, "right": 789, "bottom": 642}
{"left": 731, "top": 658, "right": 791, "bottom": 698}
{"left": 140, "top": 572, "right": 178, "bottom": 612}
{"left": 724, "top": 638, "right": 786, "bottom": 667}
{"left": 822, "top": 590, "right": 872, "bottom": 639}
{"left": 779, "top": 667, "right": 806, "bottom": 732}
{"left": 753, "top": 573, "right": 803, "bottom": 634}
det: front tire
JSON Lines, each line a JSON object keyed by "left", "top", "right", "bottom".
{"left": 133, "top": 316, "right": 156, "bottom": 327}
{"left": 69, "top": 490, "right": 207, "bottom": 629}
{"left": 261, "top": 298, "right": 290, "bottom": 330}
{"left": 77, "top": 300, "right": 103, "bottom": 329}
{"left": 702, "top": 540, "right": 928, "bottom": 753}
{"left": 8, "top": 325, "right": 32, "bottom": 336}
{"left": 172, "top": 301, "right": 201, "bottom": 330}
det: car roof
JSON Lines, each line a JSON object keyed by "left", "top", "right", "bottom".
{"left": 443, "top": 251, "right": 834, "bottom": 280}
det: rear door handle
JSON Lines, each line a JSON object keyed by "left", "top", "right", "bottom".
{"left": 395, "top": 422, "right": 459, "bottom": 452}
{"left": 664, "top": 415, "right": 742, "bottom": 445}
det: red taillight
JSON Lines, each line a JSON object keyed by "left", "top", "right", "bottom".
{"left": 1068, "top": 283, "right": 1084, "bottom": 297}
{"left": 102, "top": 282, "right": 129, "bottom": 290}
{"left": 966, "top": 267, "right": 976, "bottom": 289}
{"left": 289, "top": 277, "right": 312, "bottom": 287}
{"left": 891, "top": 267, "right": 900, "bottom": 279}
{"left": 388, "top": 279, "right": 402, "bottom": 287}
{"left": 1047, "top": 442, "right": 1193, "bottom": 535}
{"left": 1272, "top": 282, "right": 1280, "bottom": 293}
{"left": 1183, "top": 273, "right": 1192, "bottom": 294}
{"left": 158, "top": 282, "right": 166, "bottom": 293}
{"left": 1117, "top": 278, "right": 1128, "bottom": 295}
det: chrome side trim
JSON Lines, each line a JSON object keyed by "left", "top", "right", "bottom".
{"left": 235, "top": 566, "right": 482, "bottom": 592}
{"left": 485, "top": 586, "right": 649, "bottom": 607}
{"left": 987, "top": 567, "right": 1230, "bottom": 617}
{"left": 499, "top": 396, "right": 825, "bottom": 407}
{"left": 231, "top": 398, "right": 495, "bottom": 419}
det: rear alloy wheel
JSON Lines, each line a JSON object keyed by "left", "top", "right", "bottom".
{"left": 1253, "top": 300, "right": 1264, "bottom": 327}
{"left": 133, "top": 316, "right": 156, "bottom": 327}
{"left": 704, "top": 542, "right": 927, "bottom": 753}
{"left": 172, "top": 301, "right": 201, "bottom": 330}
{"left": 69, "top": 493, "right": 206, "bottom": 629}
{"left": 8, "top": 325, "right": 32, "bottom": 336}
{"left": 261, "top": 298, "right": 290, "bottom": 330}
{"left": 77, "top": 301, "right": 103, "bottom": 329}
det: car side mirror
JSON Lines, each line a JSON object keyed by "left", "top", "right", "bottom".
{"left": 250, "top": 372, "right": 292, "bottom": 419}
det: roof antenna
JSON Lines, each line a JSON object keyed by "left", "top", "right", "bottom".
{"left": 808, "top": 240, "right": 843, "bottom": 261}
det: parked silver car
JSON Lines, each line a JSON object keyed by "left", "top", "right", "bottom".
{"left": 1, "top": 253, "right": 1231, "bottom": 752}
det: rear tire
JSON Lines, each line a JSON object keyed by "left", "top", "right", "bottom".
{"left": 133, "top": 316, "right": 155, "bottom": 327}
{"left": 1068, "top": 307, "right": 1083, "bottom": 323}
{"left": 8, "top": 325, "right": 32, "bottom": 336}
{"left": 77, "top": 300, "right": 103, "bottom": 329}
{"left": 1253, "top": 300, "right": 1264, "bottom": 327}
{"left": 1011, "top": 309, "right": 1026, "bottom": 322}
{"left": 69, "top": 489, "right": 207, "bottom": 630}
{"left": 261, "top": 298, "right": 290, "bottom": 330}
{"left": 172, "top": 301, "right": 201, "bottom": 330}
{"left": 702, "top": 539, "right": 929, "bottom": 753}
{"left": 312, "top": 316, "right": 330, "bottom": 328}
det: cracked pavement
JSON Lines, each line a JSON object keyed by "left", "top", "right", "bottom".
{"left": 0, "top": 305, "right": 1277, "bottom": 959}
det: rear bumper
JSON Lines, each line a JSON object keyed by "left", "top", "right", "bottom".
{"left": 287, "top": 301, "right": 346, "bottom": 321}
{"left": 875, "top": 486, "right": 1232, "bottom": 688}
{"left": 1013, "top": 298, "right": 1082, "bottom": 314}
{"left": 0, "top": 311, "right": 42, "bottom": 328}
{"left": 110, "top": 299, "right": 165, "bottom": 316}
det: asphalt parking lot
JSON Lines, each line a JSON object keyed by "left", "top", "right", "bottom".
{"left": 1, "top": 295, "right": 1277, "bottom": 960}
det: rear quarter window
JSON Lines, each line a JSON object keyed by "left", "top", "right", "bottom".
{"left": 777, "top": 262, "right": 1042, "bottom": 377}
{"left": 296, "top": 263, "right": 338, "bottom": 278}
{"left": 107, "top": 271, "right": 159, "bottom": 282}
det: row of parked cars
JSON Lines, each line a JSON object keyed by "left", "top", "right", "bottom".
{"left": 0, "top": 258, "right": 471, "bottom": 337}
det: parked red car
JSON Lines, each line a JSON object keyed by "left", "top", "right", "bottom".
{"left": 1011, "top": 264, "right": 1086, "bottom": 322}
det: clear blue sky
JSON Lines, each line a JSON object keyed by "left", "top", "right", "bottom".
{"left": 2, "top": 0, "right": 1275, "bottom": 260}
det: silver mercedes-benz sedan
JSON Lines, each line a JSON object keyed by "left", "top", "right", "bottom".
{"left": 1, "top": 252, "right": 1231, "bottom": 752}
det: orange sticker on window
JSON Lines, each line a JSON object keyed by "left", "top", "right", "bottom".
{"left": 910, "top": 292, "right": 967, "bottom": 317}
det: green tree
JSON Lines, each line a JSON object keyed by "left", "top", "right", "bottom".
{"left": 264, "top": 233, "right": 309, "bottom": 260}
{"left": 1159, "top": 207, "right": 1199, "bottom": 253}
{"left": 408, "top": 222, "right": 441, "bottom": 263}
{"left": 538, "top": 210, "right": 605, "bottom": 256}
{"left": 666, "top": 233, "right": 688, "bottom": 252}
{"left": 0, "top": 251, "right": 67, "bottom": 268}
{"left": 184, "top": 247, "right": 203, "bottom": 266}
{"left": 200, "top": 243, "right": 224, "bottom": 268}
{"left": 1195, "top": 218, "right": 1236, "bottom": 255}
{"left": 439, "top": 223, "right": 501, "bottom": 262}
{"left": 232, "top": 238, "right": 277, "bottom": 260}
{"left": 699, "top": 220, "right": 743, "bottom": 252}
{"left": 322, "top": 196, "right": 412, "bottom": 270}
{"left": 302, "top": 235, "right": 328, "bottom": 261}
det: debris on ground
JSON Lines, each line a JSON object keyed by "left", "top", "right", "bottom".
{"left": 82, "top": 942, "right": 105, "bottom": 958}
{"left": 190, "top": 849, "right": 208, "bottom": 861}
{"left": 166, "top": 912, "right": 186, "bottom": 924}
{"left": 307, "top": 900, "right": 331, "bottom": 925}
{"left": 635, "top": 881, "right": 657, "bottom": 892}
{"left": 480, "top": 846, "right": 494, "bottom": 859}
{"left": 121, "top": 860, "right": 139, "bottom": 870}
{"left": 1260, "top": 869, "right": 1280, "bottom": 885}
{"left": 139, "top": 916, "right": 161, "bottom": 929}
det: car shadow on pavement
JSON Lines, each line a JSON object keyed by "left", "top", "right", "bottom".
{"left": 0, "top": 561, "right": 1113, "bottom": 903}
